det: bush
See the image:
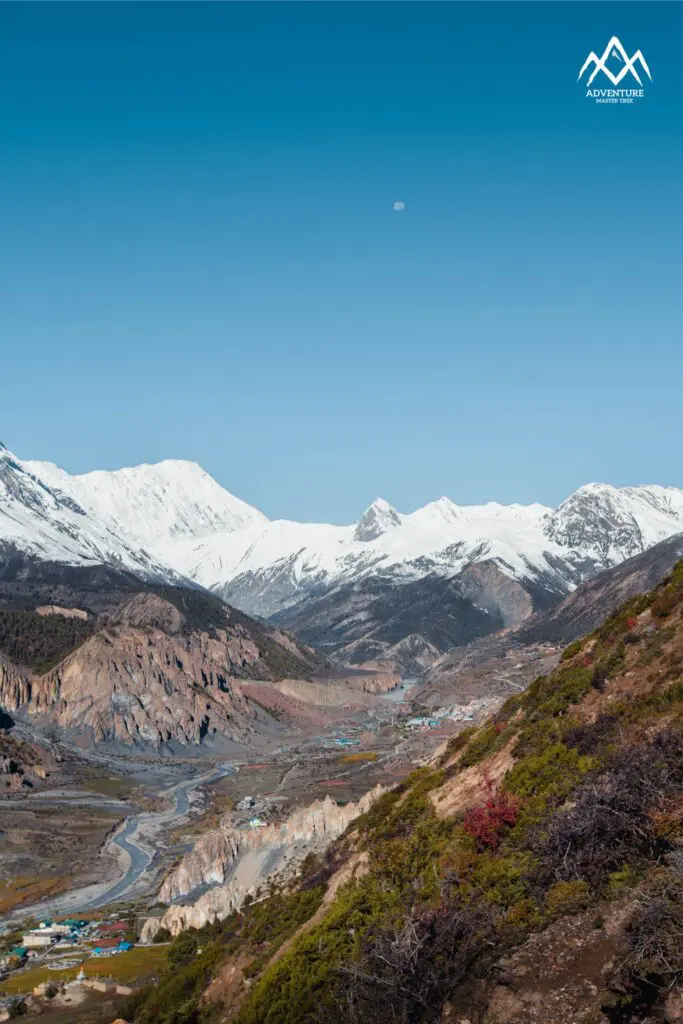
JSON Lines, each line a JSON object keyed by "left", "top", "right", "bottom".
{"left": 533, "top": 732, "right": 683, "bottom": 890}
{"left": 312, "top": 896, "right": 496, "bottom": 1024}
{"left": 621, "top": 870, "right": 683, "bottom": 985}
{"left": 560, "top": 638, "right": 584, "bottom": 662}
{"left": 167, "top": 930, "right": 199, "bottom": 970}
{"left": 463, "top": 775, "right": 519, "bottom": 850}
{"left": 505, "top": 743, "right": 595, "bottom": 803}
{"left": 604, "top": 869, "right": 683, "bottom": 1021}
{"left": 459, "top": 723, "right": 512, "bottom": 769}
{"left": 545, "top": 880, "right": 591, "bottom": 917}
{"left": 563, "top": 714, "right": 620, "bottom": 757}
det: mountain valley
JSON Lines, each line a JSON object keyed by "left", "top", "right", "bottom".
{"left": 2, "top": 444, "right": 683, "bottom": 1024}
{"left": 114, "top": 556, "right": 683, "bottom": 1024}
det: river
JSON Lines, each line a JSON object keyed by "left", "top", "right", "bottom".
{"left": 1, "top": 762, "right": 233, "bottom": 925}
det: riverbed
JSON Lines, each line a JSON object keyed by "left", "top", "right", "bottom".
{"left": 379, "top": 677, "right": 421, "bottom": 703}
{"left": 0, "top": 762, "right": 234, "bottom": 925}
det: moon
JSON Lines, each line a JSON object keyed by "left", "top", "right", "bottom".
{"left": 392, "top": 201, "right": 405, "bottom": 212}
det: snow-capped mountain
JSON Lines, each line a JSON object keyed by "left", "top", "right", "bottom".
{"left": 178, "top": 486, "right": 683, "bottom": 621}
{"left": 0, "top": 443, "right": 179, "bottom": 580}
{"left": 27, "top": 456, "right": 267, "bottom": 566}
{"left": 2, "top": 442, "right": 683, "bottom": 662}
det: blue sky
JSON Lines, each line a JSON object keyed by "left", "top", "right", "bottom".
{"left": 2, "top": 2, "right": 681, "bottom": 522}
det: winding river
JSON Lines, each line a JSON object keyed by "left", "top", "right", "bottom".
{"left": 1, "top": 762, "right": 233, "bottom": 925}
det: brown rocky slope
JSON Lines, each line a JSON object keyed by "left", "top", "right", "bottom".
{"left": 0, "top": 584, "right": 328, "bottom": 750}
{"left": 141, "top": 786, "right": 383, "bottom": 939}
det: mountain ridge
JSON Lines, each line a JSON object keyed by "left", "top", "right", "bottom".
{"left": 4, "top": 445, "right": 683, "bottom": 664}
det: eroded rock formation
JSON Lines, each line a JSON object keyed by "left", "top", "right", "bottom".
{"left": 142, "top": 786, "right": 383, "bottom": 938}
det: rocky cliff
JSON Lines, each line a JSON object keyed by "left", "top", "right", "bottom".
{"left": 142, "top": 787, "right": 383, "bottom": 938}
{"left": 0, "top": 582, "right": 327, "bottom": 749}
{"left": 0, "top": 651, "right": 32, "bottom": 711}
{"left": 22, "top": 624, "right": 263, "bottom": 747}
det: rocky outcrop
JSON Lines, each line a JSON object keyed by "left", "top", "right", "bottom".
{"left": 353, "top": 499, "right": 401, "bottom": 542}
{"left": 111, "top": 593, "right": 184, "bottom": 634}
{"left": 36, "top": 605, "right": 88, "bottom": 620}
{"left": 0, "top": 584, "right": 327, "bottom": 749}
{"left": 23, "top": 624, "right": 263, "bottom": 747}
{"left": 0, "top": 652, "right": 31, "bottom": 711}
{"left": 456, "top": 561, "right": 535, "bottom": 628}
{"left": 367, "top": 634, "right": 442, "bottom": 678}
{"left": 142, "top": 787, "right": 383, "bottom": 938}
{"left": 0, "top": 725, "right": 54, "bottom": 793}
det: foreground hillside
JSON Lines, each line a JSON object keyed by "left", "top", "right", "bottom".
{"left": 125, "top": 561, "right": 683, "bottom": 1023}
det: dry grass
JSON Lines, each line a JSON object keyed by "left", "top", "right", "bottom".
{"left": 78, "top": 775, "right": 136, "bottom": 800}
{"left": 0, "top": 876, "right": 68, "bottom": 915}
{"left": 337, "top": 752, "right": 379, "bottom": 764}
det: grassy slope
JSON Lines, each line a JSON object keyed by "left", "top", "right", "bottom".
{"left": 127, "top": 562, "right": 683, "bottom": 1024}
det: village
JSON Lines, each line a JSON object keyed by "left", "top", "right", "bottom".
{"left": 0, "top": 912, "right": 163, "bottom": 1020}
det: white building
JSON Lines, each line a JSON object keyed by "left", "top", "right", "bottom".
{"left": 22, "top": 932, "right": 54, "bottom": 948}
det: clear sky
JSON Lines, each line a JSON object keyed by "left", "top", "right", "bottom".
{"left": 2, "top": 2, "right": 681, "bottom": 523}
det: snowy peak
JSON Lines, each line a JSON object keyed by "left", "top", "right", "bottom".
{"left": 26, "top": 457, "right": 268, "bottom": 560}
{"left": 354, "top": 498, "right": 401, "bottom": 542}
{"left": 543, "top": 483, "right": 683, "bottom": 562}
{"left": 3, "top": 443, "right": 683, "bottom": 633}
{"left": 0, "top": 447, "right": 177, "bottom": 579}
{"left": 408, "top": 496, "right": 463, "bottom": 527}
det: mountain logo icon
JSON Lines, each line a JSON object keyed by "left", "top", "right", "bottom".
{"left": 578, "top": 36, "right": 652, "bottom": 87}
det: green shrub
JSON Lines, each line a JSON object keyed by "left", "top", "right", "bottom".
{"left": 561, "top": 638, "right": 585, "bottom": 662}
{"left": 459, "top": 722, "right": 512, "bottom": 769}
{"left": 545, "top": 880, "right": 591, "bottom": 916}
{"left": 470, "top": 852, "right": 532, "bottom": 909}
{"left": 505, "top": 743, "right": 596, "bottom": 802}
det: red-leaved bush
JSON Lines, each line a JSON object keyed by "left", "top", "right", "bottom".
{"left": 463, "top": 775, "right": 519, "bottom": 850}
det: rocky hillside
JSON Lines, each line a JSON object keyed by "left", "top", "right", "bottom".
{"left": 420, "top": 534, "right": 683, "bottom": 704}
{"left": 0, "top": 706, "right": 54, "bottom": 794}
{"left": 0, "top": 557, "right": 327, "bottom": 750}
{"left": 273, "top": 559, "right": 561, "bottom": 666}
{"left": 141, "top": 787, "right": 383, "bottom": 939}
{"left": 125, "top": 561, "right": 683, "bottom": 1024}
{"left": 517, "top": 532, "right": 683, "bottom": 646}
